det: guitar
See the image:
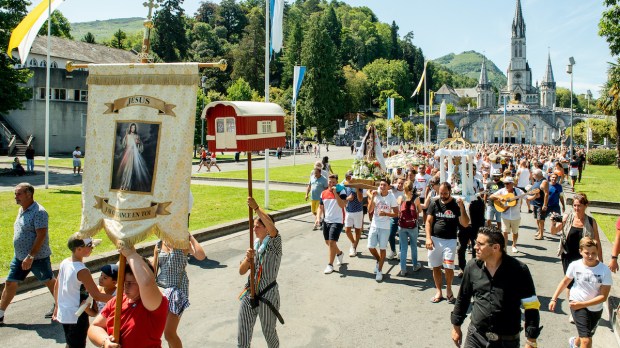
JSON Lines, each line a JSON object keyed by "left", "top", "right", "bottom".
{"left": 493, "top": 188, "right": 540, "bottom": 213}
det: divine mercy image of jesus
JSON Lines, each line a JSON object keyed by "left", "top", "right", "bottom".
{"left": 110, "top": 121, "right": 160, "bottom": 193}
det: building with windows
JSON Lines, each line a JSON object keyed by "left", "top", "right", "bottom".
{"left": 2, "top": 35, "right": 136, "bottom": 155}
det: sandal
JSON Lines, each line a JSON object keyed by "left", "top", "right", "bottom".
{"left": 430, "top": 296, "right": 445, "bottom": 303}
{"left": 534, "top": 236, "right": 544, "bottom": 240}
{"left": 447, "top": 294, "right": 456, "bottom": 304}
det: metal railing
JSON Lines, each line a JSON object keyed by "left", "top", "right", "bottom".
{"left": 26, "top": 135, "right": 34, "bottom": 146}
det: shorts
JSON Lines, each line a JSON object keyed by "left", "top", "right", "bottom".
{"left": 548, "top": 205, "right": 562, "bottom": 216}
{"left": 485, "top": 205, "right": 501, "bottom": 223}
{"left": 62, "top": 312, "right": 89, "bottom": 348}
{"left": 72, "top": 159, "right": 81, "bottom": 167}
{"left": 427, "top": 236, "right": 457, "bottom": 269}
{"left": 501, "top": 218, "right": 520, "bottom": 234}
{"left": 7, "top": 256, "right": 54, "bottom": 282}
{"left": 323, "top": 222, "right": 343, "bottom": 241}
{"left": 311, "top": 200, "right": 320, "bottom": 215}
{"left": 345, "top": 211, "right": 363, "bottom": 229}
{"left": 210, "top": 158, "right": 217, "bottom": 164}
{"left": 571, "top": 307, "right": 603, "bottom": 338}
{"left": 367, "top": 226, "right": 389, "bottom": 249}
{"left": 532, "top": 205, "right": 548, "bottom": 221}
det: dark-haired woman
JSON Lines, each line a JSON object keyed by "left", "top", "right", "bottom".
{"left": 238, "top": 197, "right": 282, "bottom": 348}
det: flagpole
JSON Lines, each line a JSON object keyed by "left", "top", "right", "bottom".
{"left": 264, "top": 0, "right": 270, "bottom": 209}
{"left": 293, "top": 102, "right": 297, "bottom": 165}
{"left": 44, "top": 0, "right": 51, "bottom": 189}
{"left": 424, "top": 63, "right": 427, "bottom": 146}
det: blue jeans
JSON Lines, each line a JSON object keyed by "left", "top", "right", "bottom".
{"left": 399, "top": 227, "right": 419, "bottom": 271}
{"left": 26, "top": 159, "right": 34, "bottom": 171}
{"left": 389, "top": 217, "right": 399, "bottom": 252}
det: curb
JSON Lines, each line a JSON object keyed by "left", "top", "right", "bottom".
{"left": 190, "top": 176, "right": 307, "bottom": 187}
{"left": 0, "top": 204, "right": 310, "bottom": 294}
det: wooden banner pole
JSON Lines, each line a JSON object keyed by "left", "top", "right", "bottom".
{"left": 113, "top": 254, "right": 126, "bottom": 343}
{"left": 247, "top": 152, "right": 256, "bottom": 302}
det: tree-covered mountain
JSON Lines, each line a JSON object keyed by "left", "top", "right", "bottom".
{"left": 434, "top": 50, "right": 507, "bottom": 90}
{"left": 71, "top": 17, "right": 144, "bottom": 43}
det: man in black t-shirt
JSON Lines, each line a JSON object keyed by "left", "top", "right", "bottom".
{"left": 25, "top": 145, "right": 35, "bottom": 172}
{"left": 425, "top": 182, "right": 470, "bottom": 304}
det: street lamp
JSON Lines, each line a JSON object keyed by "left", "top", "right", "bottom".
{"left": 567, "top": 57, "right": 575, "bottom": 155}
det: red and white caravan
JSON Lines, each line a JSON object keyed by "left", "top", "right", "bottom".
{"left": 201, "top": 101, "right": 286, "bottom": 152}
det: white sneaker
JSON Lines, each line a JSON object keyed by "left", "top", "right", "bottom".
{"left": 512, "top": 246, "right": 519, "bottom": 253}
{"left": 398, "top": 270, "right": 407, "bottom": 277}
{"left": 376, "top": 271, "right": 383, "bottom": 281}
{"left": 569, "top": 314, "right": 574, "bottom": 323}
{"left": 324, "top": 264, "right": 334, "bottom": 274}
{"left": 387, "top": 250, "right": 396, "bottom": 260}
{"left": 335, "top": 252, "right": 344, "bottom": 266}
{"left": 374, "top": 262, "right": 379, "bottom": 274}
{"left": 413, "top": 263, "right": 422, "bottom": 272}
{"left": 349, "top": 246, "right": 356, "bottom": 257}
{"left": 568, "top": 336, "right": 577, "bottom": 348}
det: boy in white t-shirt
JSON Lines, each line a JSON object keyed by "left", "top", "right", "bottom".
{"left": 549, "top": 237, "right": 612, "bottom": 348}
{"left": 72, "top": 146, "right": 82, "bottom": 176}
{"left": 367, "top": 178, "right": 398, "bottom": 282}
{"left": 53, "top": 233, "right": 113, "bottom": 348}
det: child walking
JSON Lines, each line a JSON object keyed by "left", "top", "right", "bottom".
{"left": 85, "top": 264, "right": 118, "bottom": 317}
{"left": 53, "top": 233, "right": 114, "bottom": 348}
{"left": 549, "top": 237, "right": 612, "bottom": 348}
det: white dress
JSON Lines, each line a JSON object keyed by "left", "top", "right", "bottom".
{"left": 117, "top": 132, "right": 151, "bottom": 191}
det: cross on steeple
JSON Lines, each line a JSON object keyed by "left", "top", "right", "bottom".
{"left": 143, "top": 0, "right": 159, "bottom": 21}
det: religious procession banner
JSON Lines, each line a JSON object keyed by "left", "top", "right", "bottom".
{"left": 79, "top": 63, "right": 199, "bottom": 249}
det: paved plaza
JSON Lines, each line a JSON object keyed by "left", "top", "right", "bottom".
{"left": 0, "top": 207, "right": 617, "bottom": 347}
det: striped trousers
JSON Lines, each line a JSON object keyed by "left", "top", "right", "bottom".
{"left": 237, "top": 290, "right": 280, "bottom": 348}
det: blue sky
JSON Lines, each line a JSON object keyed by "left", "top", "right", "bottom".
{"left": 44, "top": 0, "right": 613, "bottom": 98}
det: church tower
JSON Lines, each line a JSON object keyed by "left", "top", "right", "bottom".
{"left": 540, "top": 52, "right": 556, "bottom": 108}
{"left": 508, "top": 0, "right": 528, "bottom": 103}
{"left": 477, "top": 57, "right": 495, "bottom": 108}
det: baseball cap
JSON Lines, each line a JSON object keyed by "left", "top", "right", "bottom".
{"left": 100, "top": 264, "right": 119, "bottom": 281}
{"left": 67, "top": 232, "right": 102, "bottom": 251}
{"left": 504, "top": 176, "right": 515, "bottom": 184}
{"left": 491, "top": 169, "right": 502, "bottom": 177}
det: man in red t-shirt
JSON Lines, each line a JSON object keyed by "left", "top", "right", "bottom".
{"left": 88, "top": 246, "right": 168, "bottom": 348}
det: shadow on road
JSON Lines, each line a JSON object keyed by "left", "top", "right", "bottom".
{"left": 3, "top": 322, "right": 65, "bottom": 343}
{"left": 188, "top": 257, "right": 227, "bottom": 270}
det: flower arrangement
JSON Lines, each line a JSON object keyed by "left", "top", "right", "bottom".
{"left": 352, "top": 159, "right": 387, "bottom": 180}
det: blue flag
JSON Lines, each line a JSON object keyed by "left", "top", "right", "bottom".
{"left": 387, "top": 97, "right": 395, "bottom": 120}
{"left": 293, "top": 66, "right": 306, "bottom": 104}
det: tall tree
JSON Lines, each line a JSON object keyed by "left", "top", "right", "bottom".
{"left": 195, "top": 1, "right": 219, "bottom": 25}
{"left": 81, "top": 32, "right": 96, "bottom": 44}
{"left": 227, "top": 78, "right": 255, "bottom": 101}
{"left": 389, "top": 21, "right": 399, "bottom": 59}
{"left": 0, "top": 0, "right": 32, "bottom": 116}
{"left": 231, "top": 7, "right": 264, "bottom": 93}
{"left": 321, "top": 5, "right": 341, "bottom": 51}
{"left": 152, "top": 0, "right": 189, "bottom": 62}
{"left": 599, "top": 0, "right": 620, "bottom": 167}
{"left": 189, "top": 22, "right": 229, "bottom": 93}
{"left": 299, "top": 13, "right": 344, "bottom": 140}
{"left": 280, "top": 6, "right": 304, "bottom": 89}
{"left": 110, "top": 29, "right": 127, "bottom": 49}
{"left": 38, "top": 11, "right": 72, "bottom": 39}
{"left": 216, "top": 0, "right": 247, "bottom": 43}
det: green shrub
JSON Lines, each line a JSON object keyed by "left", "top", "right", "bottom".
{"left": 587, "top": 149, "right": 617, "bottom": 165}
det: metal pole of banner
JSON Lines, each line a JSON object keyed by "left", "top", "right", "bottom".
{"left": 44, "top": 0, "right": 51, "bottom": 189}
{"left": 247, "top": 153, "right": 256, "bottom": 302}
{"left": 293, "top": 101, "right": 297, "bottom": 165}
{"left": 113, "top": 254, "right": 126, "bottom": 343}
{"left": 265, "top": 149, "right": 269, "bottom": 209}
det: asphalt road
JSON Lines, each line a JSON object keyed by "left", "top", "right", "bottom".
{"left": 0, "top": 209, "right": 616, "bottom": 347}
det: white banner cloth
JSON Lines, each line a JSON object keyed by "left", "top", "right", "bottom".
{"left": 79, "top": 63, "right": 199, "bottom": 248}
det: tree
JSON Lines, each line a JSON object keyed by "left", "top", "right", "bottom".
{"left": 38, "top": 11, "right": 72, "bottom": 39}
{"left": 372, "top": 118, "right": 388, "bottom": 139}
{"left": 598, "top": 0, "right": 620, "bottom": 167}
{"left": 0, "top": 0, "right": 32, "bottom": 116}
{"left": 299, "top": 13, "right": 344, "bottom": 141}
{"left": 189, "top": 22, "right": 229, "bottom": 93}
{"left": 279, "top": 7, "right": 304, "bottom": 89}
{"left": 321, "top": 5, "right": 341, "bottom": 52}
{"left": 231, "top": 7, "right": 265, "bottom": 93}
{"left": 446, "top": 103, "right": 456, "bottom": 114}
{"left": 362, "top": 58, "right": 412, "bottom": 107}
{"left": 342, "top": 65, "right": 369, "bottom": 113}
{"left": 216, "top": 0, "right": 247, "bottom": 43}
{"left": 389, "top": 21, "right": 399, "bottom": 59}
{"left": 227, "top": 78, "right": 255, "bottom": 101}
{"left": 81, "top": 32, "right": 96, "bottom": 44}
{"left": 152, "top": 0, "right": 189, "bottom": 62}
{"left": 556, "top": 87, "right": 580, "bottom": 110}
{"left": 110, "top": 29, "right": 127, "bottom": 49}
{"left": 195, "top": 1, "right": 219, "bottom": 25}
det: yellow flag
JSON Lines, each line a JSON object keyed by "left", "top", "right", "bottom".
{"left": 7, "top": 0, "right": 65, "bottom": 64}
{"left": 411, "top": 61, "right": 428, "bottom": 98}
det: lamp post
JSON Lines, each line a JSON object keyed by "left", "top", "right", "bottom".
{"left": 586, "top": 89, "right": 592, "bottom": 153}
{"left": 502, "top": 95, "right": 508, "bottom": 144}
{"left": 200, "top": 76, "right": 207, "bottom": 148}
{"left": 567, "top": 57, "right": 575, "bottom": 155}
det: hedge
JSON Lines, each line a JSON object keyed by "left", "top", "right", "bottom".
{"left": 587, "top": 149, "right": 617, "bottom": 165}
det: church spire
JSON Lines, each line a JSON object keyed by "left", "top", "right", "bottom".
{"left": 478, "top": 56, "right": 489, "bottom": 87}
{"left": 542, "top": 52, "right": 555, "bottom": 85}
{"left": 512, "top": 0, "right": 526, "bottom": 38}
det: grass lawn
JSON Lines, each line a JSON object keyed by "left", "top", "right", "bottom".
{"left": 0, "top": 185, "right": 304, "bottom": 275}
{"left": 591, "top": 213, "right": 618, "bottom": 243}
{"left": 573, "top": 165, "right": 620, "bottom": 202}
{"left": 195, "top": 159, "right": 355, "bottom": 183}
{"left": 0, "top": 157, "right": 76, "bottom": 168}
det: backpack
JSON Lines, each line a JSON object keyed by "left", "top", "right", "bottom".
{"left": 398, "top": 197, "right": 418, "bottom": 228}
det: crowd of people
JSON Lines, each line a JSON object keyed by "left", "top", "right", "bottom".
{"left": 1, "top": 141, "right": 618, "bottom": 348}
{"left": 306, "top": 143, "right": 616, "bottom": 348}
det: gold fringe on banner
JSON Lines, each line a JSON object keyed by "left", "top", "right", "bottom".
{"left": 88, "top": 74, "right": 199, "bottom": 86}
{"left": 79, "top": 221, "right": 190, "bottom": 250}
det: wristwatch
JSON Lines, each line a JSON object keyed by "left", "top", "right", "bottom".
{"left": 612, "top": 256, "right": 618, "bottom": 260}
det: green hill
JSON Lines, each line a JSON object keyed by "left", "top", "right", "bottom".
{"left": 434, "top": 51, "right": 507, "bottom": 90}
{"left": 71, "top": 17, "right": 145, "bottom": 43}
